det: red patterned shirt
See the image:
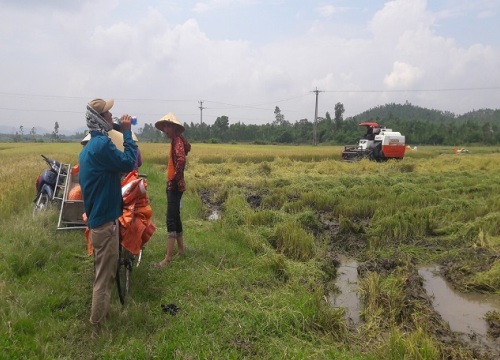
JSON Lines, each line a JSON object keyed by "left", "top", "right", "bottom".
{"left": 167, "top": 135, "right": 191, "bottom": 192}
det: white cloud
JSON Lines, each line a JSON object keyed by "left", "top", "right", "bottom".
{"left": 384, "top": 62, "right": 423, "bottom": 88}
{"left": 0, "top": 0, "right": 500, "bottom": 133}
{"left": 316, "top": 5, "right": 336, "bottom": 18}
{"left": 192, "top": 2, "right": 211, "bottom": 13}
{"left": 192, "top": 0, "right": 255, "bottom": 13}
{"left": 370, "top": 0, "right": 432, "bottom": 41}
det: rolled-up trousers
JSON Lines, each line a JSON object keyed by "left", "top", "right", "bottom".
{"left": 89, "top": 220, "right": 119, "bottom": 325}
{"left": 166, "top": 189, "right": 183, "bottom": 237}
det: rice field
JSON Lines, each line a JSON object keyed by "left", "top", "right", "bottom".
{"left": 1, "top": 142, "right": 499, "bottom": 359}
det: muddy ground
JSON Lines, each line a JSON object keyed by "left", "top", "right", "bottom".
{"left": 357, "top": 256, "right": 499, "bottom": 359}
{"left": 199, "top": 189, "right": 499, "bottom": 359}
{"left": 321, "top": 211, "right": 500, "bottom": 359}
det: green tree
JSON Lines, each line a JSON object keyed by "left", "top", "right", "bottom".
{"left": 30, "top": 127, "right": 36, "bottom": 141}
{"left": 213, "top": 116, "right": 229, "bottom": 141}
{"left": 52, "top": 122, "right": 59, "bottom": 141}
{"left": 293, "top": 119, "right": 313, "bottom": 143}
{"left": 274, "top": 106, "right": 285, "bottom": 126}
{"left": 334, "top": 102, "right": 345, "bottom": 130}
{"left": 276, "top": 130, "right": 293, "bottom": 143}
{"left": 316, "top": 112, "right": 334, "bottom": 143}
{"left": 482, "top": 122, "right": 495, "bottom": 144}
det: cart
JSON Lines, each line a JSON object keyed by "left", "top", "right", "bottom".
{"left": 54, "top": 163, "right": 86, "bottom": 230}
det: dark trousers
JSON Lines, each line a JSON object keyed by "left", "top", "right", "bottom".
{"left": 166, "top": 189, "right": 183, "bottom": 235}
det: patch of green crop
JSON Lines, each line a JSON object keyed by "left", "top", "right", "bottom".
{"left": 2, "top": 143, "right": 500, "bottom": 359}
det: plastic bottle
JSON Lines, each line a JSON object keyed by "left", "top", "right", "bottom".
{"left": 131, "top": 117, "right": 138, "bottom": 126}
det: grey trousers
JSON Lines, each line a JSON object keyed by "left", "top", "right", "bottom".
{"left": 89, "top": 220, "right": 119, "bottom": 325}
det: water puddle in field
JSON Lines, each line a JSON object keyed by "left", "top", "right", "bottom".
{"left": 418, "top": 265, "right": 500, "bottom": 336}
{"left": 199, "top": 189, "right": 222, "bottom": 221}
{"left": 208, "top": 210, "right": 220, "bottom": 221}
{"left": 327, "top": 259, "right": 361, "bottom": 324}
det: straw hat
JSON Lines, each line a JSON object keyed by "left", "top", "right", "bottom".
{"left": 155, "top": 112, "right": 184, "bottom": 133}
{"left": 88, "top": 98, "right": 114, "bottom": 114}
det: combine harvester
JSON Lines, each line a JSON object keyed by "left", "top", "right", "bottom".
{"left": 341, "top": 122, "right": 406, "bottom": 162}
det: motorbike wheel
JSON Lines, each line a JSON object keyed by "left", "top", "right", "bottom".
{"left": 33, "top": 193, "right": 50, "bottom": 217}
{"left": 116, "top": 246, "right": 135, "bottom": 305}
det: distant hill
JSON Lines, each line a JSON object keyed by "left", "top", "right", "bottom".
{"left": 347, "top": 102, "right": 500, "bottom": 125}
{"left": 457, "top": 108, "right": 500, "bottom": 123}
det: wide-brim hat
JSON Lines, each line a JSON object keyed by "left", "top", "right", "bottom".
{"left": 88, "top": 98, "right": 114, "bottom": 114}
{"left": 81, "top": 130, "right": 138, "bottom": 148}
{"left": 155, "top": 112, "right": 184, "bottom": 133}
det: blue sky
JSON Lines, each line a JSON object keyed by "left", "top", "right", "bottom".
{"left": 0, "top": 0, "right": 499, "bottom": 134}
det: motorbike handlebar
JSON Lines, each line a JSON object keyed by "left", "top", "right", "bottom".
{"left": 40, "top": 154, "right": 66, "bottom": 175}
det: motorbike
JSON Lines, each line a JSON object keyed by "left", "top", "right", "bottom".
{"left": 33, "top": 155, "right": 66, "bottom": 216}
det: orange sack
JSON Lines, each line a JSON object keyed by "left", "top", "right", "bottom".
{"left": 68, "top": 185, "right": 83, "bottom": 200}
{"left": 84, "top": 170, "right": 156, "bottom": 256}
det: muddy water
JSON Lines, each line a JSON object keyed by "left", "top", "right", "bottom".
{"left": 419, "top": 265, "right": 500, "bottom": 336}
{"left": 328, "top": 260, "right": 361, "bottom": 324}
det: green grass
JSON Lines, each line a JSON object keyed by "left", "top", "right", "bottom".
{"left": 1, "top": 143, "right": 499, "bottom": 359}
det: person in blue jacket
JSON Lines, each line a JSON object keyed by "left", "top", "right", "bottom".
{"left": 79, "top": 98, "right": 137, "bottom": 337}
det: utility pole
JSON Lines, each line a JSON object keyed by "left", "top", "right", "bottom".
{"left": 312, "top": 87, "right": 323, "bottom": 146}
{"left": 198, "top": 100, "right": 206, "bottom": 125}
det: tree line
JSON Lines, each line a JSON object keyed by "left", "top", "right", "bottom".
{"left": 138, "top": 103, "right": 500, "bottom": 146}
{"left": 4, "top": 102, "right": 500, "bottom": 145}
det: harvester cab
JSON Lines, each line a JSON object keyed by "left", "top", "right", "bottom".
{"left": 341, "top": 122, "right": 406, "bottom": 162}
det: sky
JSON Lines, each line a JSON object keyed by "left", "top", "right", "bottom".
{"left": 0, "top": 0, "right": 499, "bottom": 135}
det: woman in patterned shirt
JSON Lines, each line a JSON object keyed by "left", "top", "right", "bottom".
{"left": 154, "top": 113, "right": 191, "bottom": 268}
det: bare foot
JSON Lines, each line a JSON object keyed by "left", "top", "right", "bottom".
{"left": 91, "top": 323, "right": 101, "bottom": 339}
{"left": 154, "top": 258, "right": 171, "bottom": 268}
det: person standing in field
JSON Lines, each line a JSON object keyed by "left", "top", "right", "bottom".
{"left": 111, "top": 120, "right": 143, "bottom": 171}
{"left": 154, "top": 113, "right": 191, "bottom": 268}
{"left": 82, "top": 124, "right": 142, "bottom": 170}
{"left": 79, "top": 98, "right": 137, "bottom": 337}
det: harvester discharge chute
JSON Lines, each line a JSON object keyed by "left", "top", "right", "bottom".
{"left": 341, "top": 122, "right": 406, "bottom": 162}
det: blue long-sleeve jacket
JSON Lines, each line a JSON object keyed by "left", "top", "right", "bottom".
{"left": 79, "top": 129, "right": 137, "bottom": 229}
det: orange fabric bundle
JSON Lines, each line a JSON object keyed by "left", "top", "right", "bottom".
{"left": 85, "top": 228, "right": 92, "bottom": 255}
{"left": 84, "top": 171, "right": 156, "bottom": 256}
{"left": 135, "top": 203, "right": 153, "bottom": 220}
{"left": 122, "top": 179, "right": 147, "bottom": 205}
{"left": 120, "top": 217, "right": 147, "bottom": 255}
{"left": 68, "top": 185, "right": 83, "bottom": 200}
{"left": 118, "top": 172, "right": 156, "bottom": 255}
{"left": 71, "top": 164, "right": 79, "bottom": 174}
{"left": 121, "top": 170, "right": 139, "bottom": 186}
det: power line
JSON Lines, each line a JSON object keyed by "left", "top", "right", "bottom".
{"left": 324, "top": 86, "right": 500, "bottom": 93}
{"left": 203, "top": 100, "right": 276, "bottom": 111}
{"left": 0, "top": 86, "right": 497, "bottom": 101}
{"left": 0, "top": 107, "right": 82, "bottom": 113}
{"left": 1, "top": 87, "right": 499, "bottom": 126}
{"left": 0, "top": 92, "right": 196, "bottom": 103}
